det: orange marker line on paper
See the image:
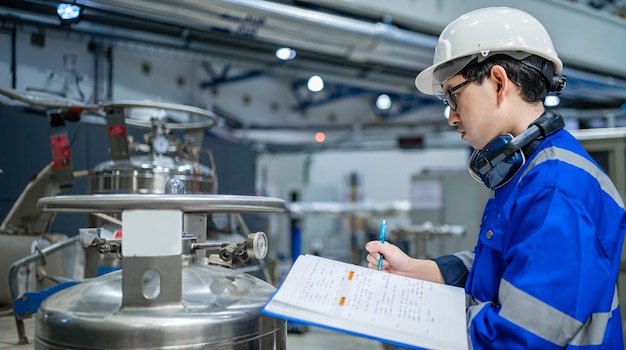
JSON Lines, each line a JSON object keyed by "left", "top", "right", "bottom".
{"left": 339, "top": 297, "right": 346, "bottom": 306}
{"left": 348, "top": 271, "right": 354, "bottom": 280}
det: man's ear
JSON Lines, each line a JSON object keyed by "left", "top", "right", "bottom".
{"left": 490, "top": 65, "right": 510, "bottom": 104}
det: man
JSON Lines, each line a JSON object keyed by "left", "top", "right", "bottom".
{"left": 366, "top": 7, "right": 626, "bottom": 349}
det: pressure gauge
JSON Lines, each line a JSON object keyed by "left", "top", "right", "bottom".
{"left": 152, "top": 135, "right": 170, "bottom": 154}
{"left": 247, "top": 232, "right": 268, "bottom": 259}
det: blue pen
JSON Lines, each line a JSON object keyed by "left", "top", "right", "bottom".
{"left": 378, "top": 220, "right": 386, "bottom": 271}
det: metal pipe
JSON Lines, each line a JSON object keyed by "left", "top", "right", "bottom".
{"left": 78, "top": 0, "right": 436, "bottom": 70}
{"left": 191, "top": 242, "right": 222, "bottom": 250}
{"left": 93, "top": 41, "right": 101, "bottom": 103}
{"left": 106, "top": 45, "right": 113, "bottom": 100}
{"left": 10, "top": 22, "right": 16, "bottom": 88}
{"left": 9, "top": 235, "right": 80, "bottom": 344}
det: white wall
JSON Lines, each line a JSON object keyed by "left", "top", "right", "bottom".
{"left": 307, "top": 148, "right": 468, "bottom": 202}
{"left": 258, "top": 148, "right": 469, "bottom": 201}
{"left": 258, "top": 147, "right": 472, "bottom": 261}
{"left": 2, "top": 32, "right": 94, "bottom": 100}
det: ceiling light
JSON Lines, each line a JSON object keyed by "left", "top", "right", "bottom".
{"left": 315, "top": 132, "right": 326, "bottom": 143}
{"left": 375, "top": 94, "right": 392, "bottom": 110}
{"left": 275, "top": 47, "right": 296, "bottom": 61}
{"left": 56, "top": 3, "right": 83, "bottom": 23}
{"left": 307, "top": 75, "right": 324, "bottom": 92}
{"left": 544, "top": 95, "right": 560, "bottom": 107}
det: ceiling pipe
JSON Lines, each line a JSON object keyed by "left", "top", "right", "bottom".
{"left": 4, "top": 1, "right": 626, "bottom": 104}
{"left": 63, "top": 0, "right": 626, "bottom": 105}
{"left": 78, "top": 0, "right": 437, "bottom": 70}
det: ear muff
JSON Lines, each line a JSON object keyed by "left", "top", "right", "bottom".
{"left": 468, "top": 134, "right": 526, "bottom": 189}
{"left": 468, "top": 111, "right": 565, "bottom": 189}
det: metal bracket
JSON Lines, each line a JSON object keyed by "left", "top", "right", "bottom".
{"left": 121, "top": 255, "right": 183, "bottom": 309}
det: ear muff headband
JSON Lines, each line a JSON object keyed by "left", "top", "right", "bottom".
{"left": 469, "top": 111, "right": 565, "bottom": 189}
{"left": 521, "top": 56, "right": 567, "bottom": 95}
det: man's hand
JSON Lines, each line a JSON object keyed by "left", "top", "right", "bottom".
{"left": 365, "top": 240, "right": 445, "bottom": 283}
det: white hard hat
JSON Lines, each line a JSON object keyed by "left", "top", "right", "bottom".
{"left": 415, "top": 7, "right": 563, "bottom": 96}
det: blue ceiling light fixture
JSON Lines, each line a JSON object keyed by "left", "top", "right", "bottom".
{"left": 56, "top": 3, "right": 83, "bottom": 24}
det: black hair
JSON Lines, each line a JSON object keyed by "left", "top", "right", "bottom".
{"left": 458, "top": 54, "right": 550, "bottom": 103}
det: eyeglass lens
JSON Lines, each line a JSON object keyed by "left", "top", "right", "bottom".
{"left": 444, "top": 78, "right": 476, "bottom": 111}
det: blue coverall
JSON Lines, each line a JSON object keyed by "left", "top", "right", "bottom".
{"left": 435, "top": 128, "right": 626, "bottom": 349}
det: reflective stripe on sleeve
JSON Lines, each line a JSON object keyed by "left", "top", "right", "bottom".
{"left": 453, "top": 250, "right": 475, "bottom": 271}
{"left": 497, "top": 280, "right": 617, "bottom": 346}
{"left": 466, "top": 300, "right": 489, "bottom": 350}
{"left": 569, "top": 286, "right": 620, "bottom": 346}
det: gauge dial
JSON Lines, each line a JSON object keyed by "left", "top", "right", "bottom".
{"left": 247, "top": 232, "right": 268, "bottom": 259}
{"left": 152, "top": 135, "right": 170, "bottom": 154}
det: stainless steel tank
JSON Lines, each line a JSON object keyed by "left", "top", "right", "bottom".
{"left": 89, "top": 100, "right": 219, "bottom": 195}
{"left": 34, "top": 194, "right": 288, "bottom": 350}
{"left": 89, "top": 155, "right": 217, "bottom": 194}
{"left": 34, "top": 260, "right": 286, "bottom": 349}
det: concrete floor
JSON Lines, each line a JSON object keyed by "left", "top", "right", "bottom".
{"left": 287, "top": 326, "right": 385, "bottom": 350}
{"left": 0, "top": 313, "right": 384, "bottom": 350}
{"left": 0, "top": 313, "right": 34, "bottom": 350}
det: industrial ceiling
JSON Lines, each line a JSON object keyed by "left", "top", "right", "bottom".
{"left": 1, "top": 0, "right": 626, "bottom": 152}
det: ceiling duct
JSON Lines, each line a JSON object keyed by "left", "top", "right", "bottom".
{"left": 78, "top": 0, "right": 438, "bottom": 71}
{"left": 2, "top": 0, "right": 625, "bottom": 129}
{"left": 5, "top": 0, "right": 626, "bottom": 107}
{"left": 62, "top": 0, "right": 626, "bottom": 109}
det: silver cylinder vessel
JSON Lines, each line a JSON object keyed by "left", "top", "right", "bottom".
{"left": 34, "top": 194, "right": 288, "bottom": 349}
{"left": 87, "top": 102, "right": 219, "bottom": 275}
{"left": 90, "top": 100, "right": 219, "bottom": 195}
{"left": 89, "top": 155, "right": 217, "bottom": 194}
{"left": 34, "top": 260, "right": 286, "bottom": 349}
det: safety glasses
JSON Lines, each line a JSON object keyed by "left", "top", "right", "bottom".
{"left": 443, "top": 77, "right": 479, "bottom": 111}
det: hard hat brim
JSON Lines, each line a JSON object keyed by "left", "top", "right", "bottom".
{"left": 415, "top": 64, "right": 439, "bottom": 96}
{"left": 415, "top": 55, "right": 476, "bottom": 96}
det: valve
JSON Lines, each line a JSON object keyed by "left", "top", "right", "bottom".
{"left": 189, "top": 232, "right": 268, "bottom": 268}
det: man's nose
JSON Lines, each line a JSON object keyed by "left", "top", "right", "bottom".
{"left": 447, "top": 111, "right": 459, "bottom": 126}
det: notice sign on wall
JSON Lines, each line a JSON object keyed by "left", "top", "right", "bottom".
{"left": 410, "top": 179, "right": 443, "bottom": 210}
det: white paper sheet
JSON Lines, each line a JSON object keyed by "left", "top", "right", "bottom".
{"left": 263, "top": 254, "right": 468, "bottom": 350}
